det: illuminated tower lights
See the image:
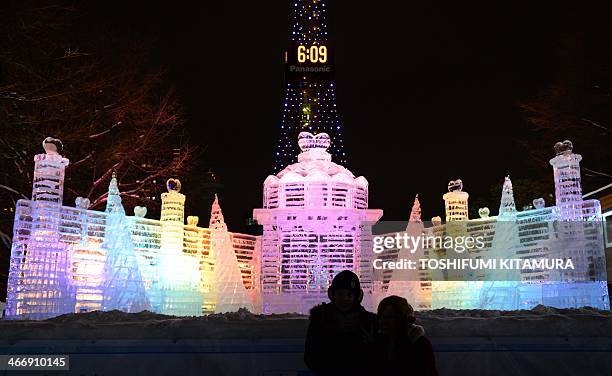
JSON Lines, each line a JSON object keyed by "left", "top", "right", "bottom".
{"left": 274, "top": 0, "right": 346, "bottom": 172}
{"left": 290, "top": 0, "right": 329, "bottom": 44}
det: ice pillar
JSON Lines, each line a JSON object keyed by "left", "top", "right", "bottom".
{"left": 6, "top": 138, "right": 73, "bottom": 319}
{"left": 549, "top": 140, "right": 583, "bottom": 220}
{"left": 158, "top": 179, "right": 202, "bottom": 316}
{"left": 443, "top": 179, "right": 469, "bottom": 222}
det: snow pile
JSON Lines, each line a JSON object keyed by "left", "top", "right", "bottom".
{"left": 418, "top": 304, "right": 611, "bottom": 319}
{"left": 47, "top": 310, "right": 174, "bottom": 323}
{"left": 1, "top": 306, "right": 610, "bottom": 340}
{"left": 40, "top": 305, "right": 612, "bottom": 323}
{"left": 45, "top": 307, "right": 303, "bottom": 323}
{"left": 415, "top": 305, "right": 612, "bottom": 338}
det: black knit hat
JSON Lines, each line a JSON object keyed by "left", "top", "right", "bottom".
{"left": 328, "top": 270, "right": 363, "bottom": 303}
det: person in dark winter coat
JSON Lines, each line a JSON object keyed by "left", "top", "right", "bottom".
{"left": 375, "top": 295, "right": 438, "bottom": 376}
{"left": 304, "top": 270, "right": 377, "bottom": 376}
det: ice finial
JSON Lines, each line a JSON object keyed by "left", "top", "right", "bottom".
{"left": 109, "top": 172, "right": 119, "bottom": 194}
{"left": 498, "top": 176, "right": 517, "bottom": 217}
{"left": 554, "top": 140, "right": 573, "bottom": 155}
{"left": 447, "top": 179, "right": 463, "bottom": 192}
{"left": 42, "top": 137, "right": 63, "bottom": 155}
{"left": 431, "top": 216, "right": 442, "bottom": 226}
{"left": 298, "top": 132, "right": 331, "bottom": 152}
{"left": 75, "top": 197, "right": 90, "bottom": 209}
{"left": 478, "top": 207, "right": 490, "bottom": 218}
{"left": 209, "top": 194, "right": 227, "bottom": 231}
{"left": 134, "top": 206, "right": 147, "bottom": 217}
{"left": 532, "top": 197, "right": 545, "bottom": 209}
{"left": 409, "top": 194, "right": 422, "bottom": 223}
{"left": 187, "top": 216, "right": 199, "bottom": 226}
{"left": 166, "top": 178, "right": 182, "bottom": 193}
{"left": 106, "top": 172, "right": 125, "bottom": 214}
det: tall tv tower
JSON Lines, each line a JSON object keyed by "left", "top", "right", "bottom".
{"left": 273, "top": 0, "right": 346, "bottom": 172}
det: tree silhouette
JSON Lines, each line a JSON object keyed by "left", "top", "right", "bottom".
{"left": 0, "top": 1, "right": 195, "bottom": 299}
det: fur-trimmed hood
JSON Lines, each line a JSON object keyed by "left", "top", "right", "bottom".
{"left": 407, "top": 324, "right": 425, "bottom": 344}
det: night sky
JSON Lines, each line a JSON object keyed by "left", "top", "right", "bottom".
{"left": 93, "top": 1, "right": 610, "bottom": 233}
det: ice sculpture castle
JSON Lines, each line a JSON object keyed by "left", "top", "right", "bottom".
{"left": 254, "top": 132, "right": 383, "bottom": 314}
{"left": 3, "top": 136, "right": 610, "bottom": 319}
{"left": 381, "top": 140, "right": 609, "bottom": 310}
{"left": 5, "top": 138, "right": 258, "bottom": 319}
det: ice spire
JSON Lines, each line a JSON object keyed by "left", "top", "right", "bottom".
{"left": 209, "top": 194, "right": 228, "bottom": 231}
{"left": 390, "top": 195, "right": 429, "bottom": 310}
{"left": 498, "top": 176, "right": 517, "bottom": 218}
{"left": 485, "top": 178, "right": 522, "bottom": 308}
{"left": 209, "top": 194, "right": 253, "bottom": 313}
{"left": 106, "top": 172, "right": 125, "bottom": 214}
{"left": 409, "top": 194, "right": 422, "bottom": 223}
{"left": 102, "top": 172, "right": 150, "bottom": 313}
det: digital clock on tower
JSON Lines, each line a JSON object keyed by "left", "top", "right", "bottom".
{"left": 297, "top": 45, "right": 328, "bottom": 63}
{"left": 286, "top": 43, "right": 333, "bottom": 79}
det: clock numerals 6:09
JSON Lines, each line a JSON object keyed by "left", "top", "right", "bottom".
{"left": 297, "top": 45, "right": 327, "bottom": 63}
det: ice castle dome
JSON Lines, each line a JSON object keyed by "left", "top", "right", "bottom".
{"left": 263, "top": 132, "right": 369, "bottom": 209}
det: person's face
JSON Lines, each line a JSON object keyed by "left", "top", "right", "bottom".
{"left": 332, "top": 288, "right": 357, "bottom": 312}
{"left": 379, "top": 306, "right": 401, "bottom": 337}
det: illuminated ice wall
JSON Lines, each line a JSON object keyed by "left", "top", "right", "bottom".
{"left": 4, "top": 139, "right": 261, "bottom": 319}
{"left": 382, "top": 141, "right": 609, "bottom": 310}
{"left": 254, "top": 132, "right": 383, "bottom": 314}
{"left": 4, "top": 136, "right": 609, "bottom": 318}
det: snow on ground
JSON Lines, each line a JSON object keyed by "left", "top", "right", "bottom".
{"left": 1, "top": 305, "right": 611, "bottom": 339}
{"left": 1, "top": 306, "right": 611, "bottom": 375}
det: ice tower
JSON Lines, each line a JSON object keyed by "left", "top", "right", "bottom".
{"left": 550, "top": 140, "right": 583, "bottom": 219}
{"left": 5, "top": 138, "right": 74, "bottom": 319}
{"left": 443, "top": 179, "right": 469, "bottom": 222}
{"left": 432, "top": 179, "right": 483, "bottom": 308}
{"left": 254, "top": 132, "right": 382, "bottom": 314}
{"left": 157, "top": 179, "right": 202, "bottom": 316}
